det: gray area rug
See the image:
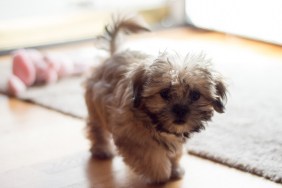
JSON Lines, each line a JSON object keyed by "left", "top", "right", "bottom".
{"left": 0, "top": 41, "right": 281, "bottom": 183}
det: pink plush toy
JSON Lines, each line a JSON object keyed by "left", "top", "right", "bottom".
{"left": 7, "top": 49, "right": 107, "bottom": 96}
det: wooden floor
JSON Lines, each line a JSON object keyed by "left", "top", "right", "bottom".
{"left": 1, "top": 28, "right": 282, "bottom": 188}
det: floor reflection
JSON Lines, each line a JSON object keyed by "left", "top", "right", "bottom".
{"left": 86, "top": 155, "right": 183, "bottom": 188}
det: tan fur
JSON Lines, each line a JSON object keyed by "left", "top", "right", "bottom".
{"left": 84, "top": 16, "right": 227, "bottom": 184}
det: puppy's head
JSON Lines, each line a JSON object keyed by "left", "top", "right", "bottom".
{"left": 132, "top": 52, "right": 227, "bottom": 135}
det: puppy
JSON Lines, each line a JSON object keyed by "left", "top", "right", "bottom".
{"left": 84, "top": 16, "right": 227, "bottom": 183}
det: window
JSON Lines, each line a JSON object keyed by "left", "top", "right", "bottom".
{"left": 184, "top": 0, "right": 282, "bottom": 45}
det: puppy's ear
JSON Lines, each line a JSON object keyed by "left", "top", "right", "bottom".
{"left": 213, "top": 79, "right": 227, "bottom": 113}
{"left": 131, "top": 67, "right": 146, "bottom": 108}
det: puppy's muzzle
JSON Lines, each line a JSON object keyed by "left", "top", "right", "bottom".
{"left": 172, "top": 104, "right": 189, "bottom": 125}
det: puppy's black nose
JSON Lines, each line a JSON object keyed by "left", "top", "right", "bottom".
{"left": 172, "top": 104, "right": 189, "bottom": 119}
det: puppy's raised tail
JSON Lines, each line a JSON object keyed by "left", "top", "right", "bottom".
{"left": 97, "top": 16, "right": 150, "bottom": 55}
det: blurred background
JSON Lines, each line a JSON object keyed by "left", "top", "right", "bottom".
{"left": 0, "top": 0, "right": 281, "bottom": 54}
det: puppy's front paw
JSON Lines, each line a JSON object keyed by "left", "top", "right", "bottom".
{"left": 171, "top": 166, "right": 185, "bottom": 180}
{"left": 90, "top": 146, "right": 114, "bottom": 159}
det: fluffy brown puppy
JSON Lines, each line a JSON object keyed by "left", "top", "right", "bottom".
{"left": 84, "top": 17, "right": 227, "bottom": 183}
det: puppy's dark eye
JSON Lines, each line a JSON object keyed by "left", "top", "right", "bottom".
{"left": 160, "top": 88, "right": 171, "bottom": 101}
{"left": 190, "top": 91, "right": 201, "bottom": 101}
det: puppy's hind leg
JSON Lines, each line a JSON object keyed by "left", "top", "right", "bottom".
{"left": 85, "top": 89, "right": 114, "bottom": 159}
{"left": 87, "top": 120, "right": 114, "bottom": 159}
